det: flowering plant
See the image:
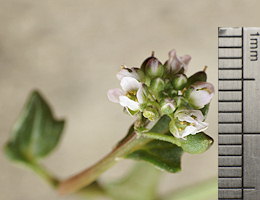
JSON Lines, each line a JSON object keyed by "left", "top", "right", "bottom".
{"left": 4, "top": 49, "right": 215, "bottom": 199}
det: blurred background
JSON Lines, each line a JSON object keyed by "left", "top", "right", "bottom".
{"left": 1, "top": 0, "right": 260, "bottom": 199}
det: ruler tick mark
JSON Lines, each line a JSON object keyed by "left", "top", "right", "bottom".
{"left": 219, "top": 57, "right": 243, "bottom": 59}
{"left": 219, "top": 35, "right": 242, "bottom": 38}
{"left": 219, "top": 68, "right": 242, "bottom": 70}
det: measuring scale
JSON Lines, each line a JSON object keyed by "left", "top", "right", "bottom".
{"left": 218, "top": 27, "right": 260, "bottom": 199}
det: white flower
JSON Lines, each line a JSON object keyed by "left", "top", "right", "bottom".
{"left": 186, "top": 82, "right": 215, "bottom": 109}
{"left": 170, "top": 109, "right": 208, "bottom": 139}
{"left": 116, "top": 67, "right": 139, "bottom": 81}
{"left": 107, "top": 77, "right": 144, "bottom": 111}
{"left": 165, "top": 49, "right": 191, "bottom": 74}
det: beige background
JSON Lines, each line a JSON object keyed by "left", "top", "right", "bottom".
{"left": 1, "top": 0, "right": 260, "bottom": 199}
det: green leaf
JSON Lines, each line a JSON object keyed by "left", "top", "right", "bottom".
{"left": 179, "top": 132, "right": 213, "bottom": 154}
{"left": 126, "top": 140, "right": 183, "bottom": 173}
{"left": 4, "top": 90, "right": 65, "bottom": 164}
{"left": 104, "top": 162, "right": 161, "bottom": 200}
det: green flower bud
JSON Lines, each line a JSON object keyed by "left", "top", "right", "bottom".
{"left": 143, "top": 106, "right": 159, "bottom": 121}
{"left": 186, "top": 70, "right": 207, "bottom": 88}
{"left": 141, "top": 54, "right": 164, "bottom": 78}
{"left": 171, "top": 74, "right": 187, "bottom": 90}
{"left": 150, "top": 78, "right": 165, "bottom": 93}
{"left": 160, "top": 99, "right": 176, "bottom": 115}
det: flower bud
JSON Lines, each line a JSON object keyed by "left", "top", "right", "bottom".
{"left": 143, "top": 106, "right": 159, "bottom": 121}
{"left": 164, "top": 49, "right": 191, "bottom": 74}
{"left": 160, "top": 99, "right": 176, "bottom": 115}
{"left": 141, "top": 55, "right": 164, "bottom": 78}
{"left": 185, "top": 82, "right": 214, "bottom": 109}
{"left": 171, "top": 74, "right": 187, "bottom": 90}
{"left": 150, "top": 78, "right": 165, "bottom": 94}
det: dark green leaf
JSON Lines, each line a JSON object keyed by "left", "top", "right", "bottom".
{"left": 104, "top": 162, "right": 161, "bottom": 200}
{"left": 4, "top": 90, "right": 65, "bottom": 164}
{"left": 126, "top": 140, "right": 183, "bottom": 173}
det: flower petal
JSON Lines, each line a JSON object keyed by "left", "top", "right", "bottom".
{"left": 181, "top": 125, "right": 198, "bottom": 138}
{"left": 107, "top": 88, "right": 124, "bottom": 103}
{"left": 189, "top": 90, "right": 213, "bottom": 109}
{"left": 119, "top": 96, "right": 140, "bottom": 111}
{"left": 190, "top": 110, "right": 205, "bottom": 121}
{"left": 166, "top": 49, "right": 182, "bottom": 73}
{"left": 136, "top": 85, "right": 145, "bottom": 104}
{"left": 180, "top": 55, "right": 191, "bottom": 72}
{"left": 175, "top": 109, "right": 202, "bottom": 122}
{"left": 117, "top": 68, "right": 139, "bottom": 80}
{"left": 120, "top": 77, "right": 141, "bottom": 92}
{"left": 166, "top": 50, "right": 192, "bottom": 74}
{"left": 192, "top": 82, "right": 215, "bottom": 93}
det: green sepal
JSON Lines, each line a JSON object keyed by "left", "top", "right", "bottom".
{"left": 125, "top": 108, "right": 139, "bottom": 116}
{"left": 179, "top": 132, "right": 213, "bottom": 154}
{"left": 126, "top": 140, "right": 183, "bottom": 173}
{"left": 143, "top": 106, "right": 159, "bottom": 121}
{"left": 200, "top": 103, "right": 210, "bottom": 118}
{"left": 186, "top": 71, "right": 207, "bottom": 87}
{"left": 4, "top": 90, "right": 65, "bottom": 164}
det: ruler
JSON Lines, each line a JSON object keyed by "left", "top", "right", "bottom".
{"left": 218, "top": 27, "right": 260, "bottom": 199}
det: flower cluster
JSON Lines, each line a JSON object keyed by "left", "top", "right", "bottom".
{"left": 108, "top": 50, "right": 214, "bottom": 139}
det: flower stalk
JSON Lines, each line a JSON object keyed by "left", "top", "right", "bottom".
{"left": 58, "top": 130, "right": 150, "bottom": 195}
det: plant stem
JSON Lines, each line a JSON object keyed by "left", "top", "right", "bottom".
{"left": 58, "top": 131, "right": 149, "bottom": 195}
{"left": 29, "top": 161, "right": 60, "bottom": 188}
